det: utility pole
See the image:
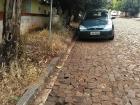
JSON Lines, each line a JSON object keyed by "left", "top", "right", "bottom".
{"left": 138, "top": 0, "right": 140, "bottom": 12}
{"left": 48, "top": 0, "right": 53, "bottom": 43}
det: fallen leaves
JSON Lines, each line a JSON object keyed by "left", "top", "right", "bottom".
{"left": 0, "top": 29, "right": 71, "bottom": 105}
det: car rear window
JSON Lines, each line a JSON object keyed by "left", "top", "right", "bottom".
{"left": 85, "top": 11, "right": 108, "bottom": 20}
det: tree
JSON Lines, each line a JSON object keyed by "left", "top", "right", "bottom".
{"left": 2, "top": 0, "right": 22, "bottom": 66}
{"left": 57, "top": 0, "right": 108, "bottom": 25}
{"left": 56, "top": 0, "right": 86, "bottom": 25}
{"left": 112, "top": 0, "right": 140, "bottom": 16}
{"left": 86, "top": 0, "right": 108, "bottom": 10}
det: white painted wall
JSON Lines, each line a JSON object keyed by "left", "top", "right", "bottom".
{"left": 138, "top": 13, "right": 140, "bottom": 17}
{"left": 0, "top": 16, "right": 49, "bottom": 43}
{"left": 21, "top": 16, "right": 49, "bottom": 34}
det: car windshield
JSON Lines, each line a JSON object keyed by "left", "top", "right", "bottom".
{"left": 85, "top": 11, "right": 108, "bottom": 20}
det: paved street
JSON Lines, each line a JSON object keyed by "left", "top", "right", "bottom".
{"left": 45, "top": 18, "right": 140, "bottom": 105}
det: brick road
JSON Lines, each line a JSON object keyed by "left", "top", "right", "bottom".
{"left": 45, "top": 18, "right": 140, "bottom": 105}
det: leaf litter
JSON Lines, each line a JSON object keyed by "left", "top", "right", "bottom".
{"left": 0, "top": 29, "right": 72, "bottom": 105}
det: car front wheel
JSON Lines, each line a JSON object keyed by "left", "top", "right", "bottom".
{"left": 109, "top": 35, "right": 114, "bottom": 40}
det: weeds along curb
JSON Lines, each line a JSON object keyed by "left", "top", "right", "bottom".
{"left": 16, "top": 37, "right": 76, "bottom": 105}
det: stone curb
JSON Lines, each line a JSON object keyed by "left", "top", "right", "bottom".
{"left": 16, "top": 57, "right": 60, "bottom": 105}
{"left": 16, "top": 37, "right": 76, "bottom": 105}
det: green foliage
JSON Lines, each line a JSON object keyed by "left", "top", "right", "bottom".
{"left": 58, "top": 0, "right": 108, "bottom": 12}
{"left": 56, "top": 0, "right": 109, "bottom": 25}
{"left": 86, "top": 0, "right": 108, "bottom": 10}
{"left": 113, "top": 0, "right": 140, "bottom": 13}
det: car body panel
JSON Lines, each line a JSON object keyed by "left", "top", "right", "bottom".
{"left": 78, "top": 9, "right": 114, "bottom": 40}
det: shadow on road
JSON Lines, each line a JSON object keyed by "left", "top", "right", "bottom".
{"left": 135, "top": 19, "right": 140, "bottom": 21}
{"left": 76, "top": 38, "right": 113, "bottom": 43}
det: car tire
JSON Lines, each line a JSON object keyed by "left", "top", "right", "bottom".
{"left": 109, "top": 35, "right": 114, "bottom": 40}
{"left": 78, "top": 36, "right": 83, "bottom": 40}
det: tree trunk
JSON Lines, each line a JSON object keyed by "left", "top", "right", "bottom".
{"left": 2, "top": 0, "right": 22, "bottom": 66}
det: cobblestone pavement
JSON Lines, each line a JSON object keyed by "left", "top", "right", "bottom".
{"left": 45, "top": 18, "right": 140, "bottom": 105}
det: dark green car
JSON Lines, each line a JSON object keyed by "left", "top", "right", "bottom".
{"left": 77, "top": 9, "right": 114, "bottom": 40}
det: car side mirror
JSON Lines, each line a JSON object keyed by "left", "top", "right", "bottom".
{"left": 78, "top": 13, "right": 83, "bottom": 20}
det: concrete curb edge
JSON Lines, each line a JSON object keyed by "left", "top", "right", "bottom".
{"left": 16, "top": 37, "right": 76, "bottom": 105}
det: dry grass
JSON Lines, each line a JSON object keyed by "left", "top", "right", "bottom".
{"left": 0, "top": 29, "right": 72, "bottom": 105}
{"left": 23, "top": 29, "right": 71, "bottom": 63}
{"left": 0, "top": 60, "right": 42, "bottom": 105}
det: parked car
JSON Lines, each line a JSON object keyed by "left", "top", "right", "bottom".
{"left": 111, "top": 10, "right": 117, "bottom": 18}
{"left": 111, "top": 10, "right": 117, "bottom": 15}
{"left": 77, "top": 9, "right": 115, "bottom": 40}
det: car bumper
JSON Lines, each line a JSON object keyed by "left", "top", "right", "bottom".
{"left": 78, "top": 30, "right": 114, "bottom": 39}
